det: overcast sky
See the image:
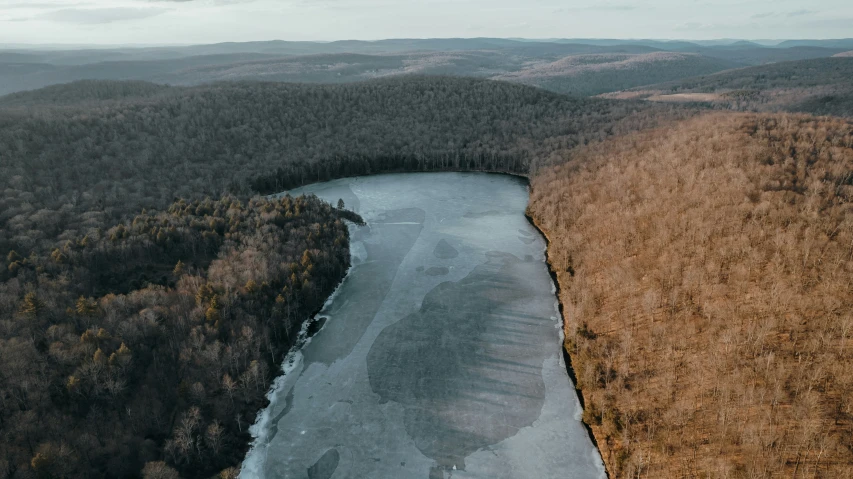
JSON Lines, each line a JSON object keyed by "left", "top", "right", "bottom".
{"left": 0, "top": 0, "right": 851, "bottom": 45}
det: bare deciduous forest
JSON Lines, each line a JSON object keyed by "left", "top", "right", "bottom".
{"left": 0, "top": 77, "right": 684, "bottom": 479}
{"left": 1, "top": 73, "right": 852, "bottom": 479}
{"left": 1, "top": 194, "right": 357, "bottom": 478}
{"left": 529, "top": 113, "right": 853, "bottom": 478}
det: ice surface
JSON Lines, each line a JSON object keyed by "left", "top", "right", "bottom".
{"left": 241, "top": 173, "right": 605, "bottom": 479}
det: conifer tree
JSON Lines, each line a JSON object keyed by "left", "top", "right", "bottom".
{"left": 76, "top": 296, "right": 98, "bottom": 316}
{"left": 19, "top": 292, "right": 44, "bottom": 317}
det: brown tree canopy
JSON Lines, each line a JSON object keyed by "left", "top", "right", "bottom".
{"left": 529, "top": 113, "right": 853, "bottom": 478}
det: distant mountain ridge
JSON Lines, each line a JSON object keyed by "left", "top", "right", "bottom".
{"left": 775, "top": 38, "right": 853, "bottom": 49}
{"left": 0, "top": 49, "right": 739, "bottom": 99}
{"left": 0, "top": 37, "right": 847, "bottom": 97}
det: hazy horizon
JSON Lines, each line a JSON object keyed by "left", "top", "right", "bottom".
{"left": 1, "top": 0, "right": 851, "bottom": 46}
{"left": 0, "top": 37, "right": 848, "bottom": 50}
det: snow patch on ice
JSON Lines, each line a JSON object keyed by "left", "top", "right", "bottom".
{"left": 239, "top": 241, "right": 359, "bottom": 478}
{"left": 349, "top": 240, "right": 367, "bottom": 264}
{"left": 239, "top": 346, "right": 306, "bottom": 477}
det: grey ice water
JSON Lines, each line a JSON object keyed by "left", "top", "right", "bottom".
{"left": 241, "top": 173, "right": 605, "bottom": 479}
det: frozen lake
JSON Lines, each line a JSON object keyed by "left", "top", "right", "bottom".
{"left": 241, "top": 173, "right": 605, "bottom": 479}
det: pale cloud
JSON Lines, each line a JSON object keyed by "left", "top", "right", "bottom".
{"left": 788, "top": 9, "right": 816, "bottom": 16}
{"left": 751, "top": 9, "right": 818, "bottom": 19}
{"left": 35, "top": 7, "right": 170, "bottom": 24}
{"left": 2, "top": 2, "right": 93, "bottom": 8}
{"left": 674, "top": 21, "right": 719, "bottom": 31}
{"left": 799, "top": 16, "right": 853, "bottom": 28}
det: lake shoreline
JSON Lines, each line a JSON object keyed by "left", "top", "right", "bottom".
{"left": 525, "top": 208, "right": 613, "bottom": 479}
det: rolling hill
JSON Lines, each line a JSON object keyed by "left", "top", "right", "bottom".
{"left": 695, "top": 45, "right": 846, "bottom": 65}
{"left": 0, "top": 76, "right": 685, "bottom": 257}
{"left": 494, "top": 52, "right": 739, "bottom": 96}
{"left": 0, "top": 38, "right": 846, "bottom": 97}
{"left": 0, "top": 79, "right": 174, "bottom": 107}
{"left": 775, "top": 38, "right": 853, "bottom": 49}
{"left": 0, "top": 48, "right": 739, "bottom": 98}
{"left": 0, "top": 41, "right": 662, "bottom": 96}
{"left": 0, "top": 53, "right": 281, "bottom": 96}
{"left": 529, "top": 112, "right": 853, "bottom": 478}
{"left": 601, "top": 57, "right": 853, "bottom": 117}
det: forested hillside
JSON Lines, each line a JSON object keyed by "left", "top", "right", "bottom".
{"left": 694, "top": 45, "right": 847, "bottom": 65}
{"left": 0, "top": 77, "right": 685, "bottom": 259}
{"left": 0, "top": 76, "right": 687, "bottom": 479}
{"left": 0, "top": 53, "right": 280, "bottom": 97}
{"left": 604, "top": 57, "right": 853, "bottom": 117}
{"left": 528, "top": 114, "right": 853, "bottom": 478}
{"left": 0, "top": 80, "right": 173, "bottom": 107}
{"left": 0, "top": 194, "right": 357, "bottom": 478}
{"left": 3, "top": 74, "right": 851, "bottom": 479}
{"left": 0, "top": 48, "right": 737, "bottom": 98}
{"left": 495, "top": 52, "right": 738, "bottom": 96}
